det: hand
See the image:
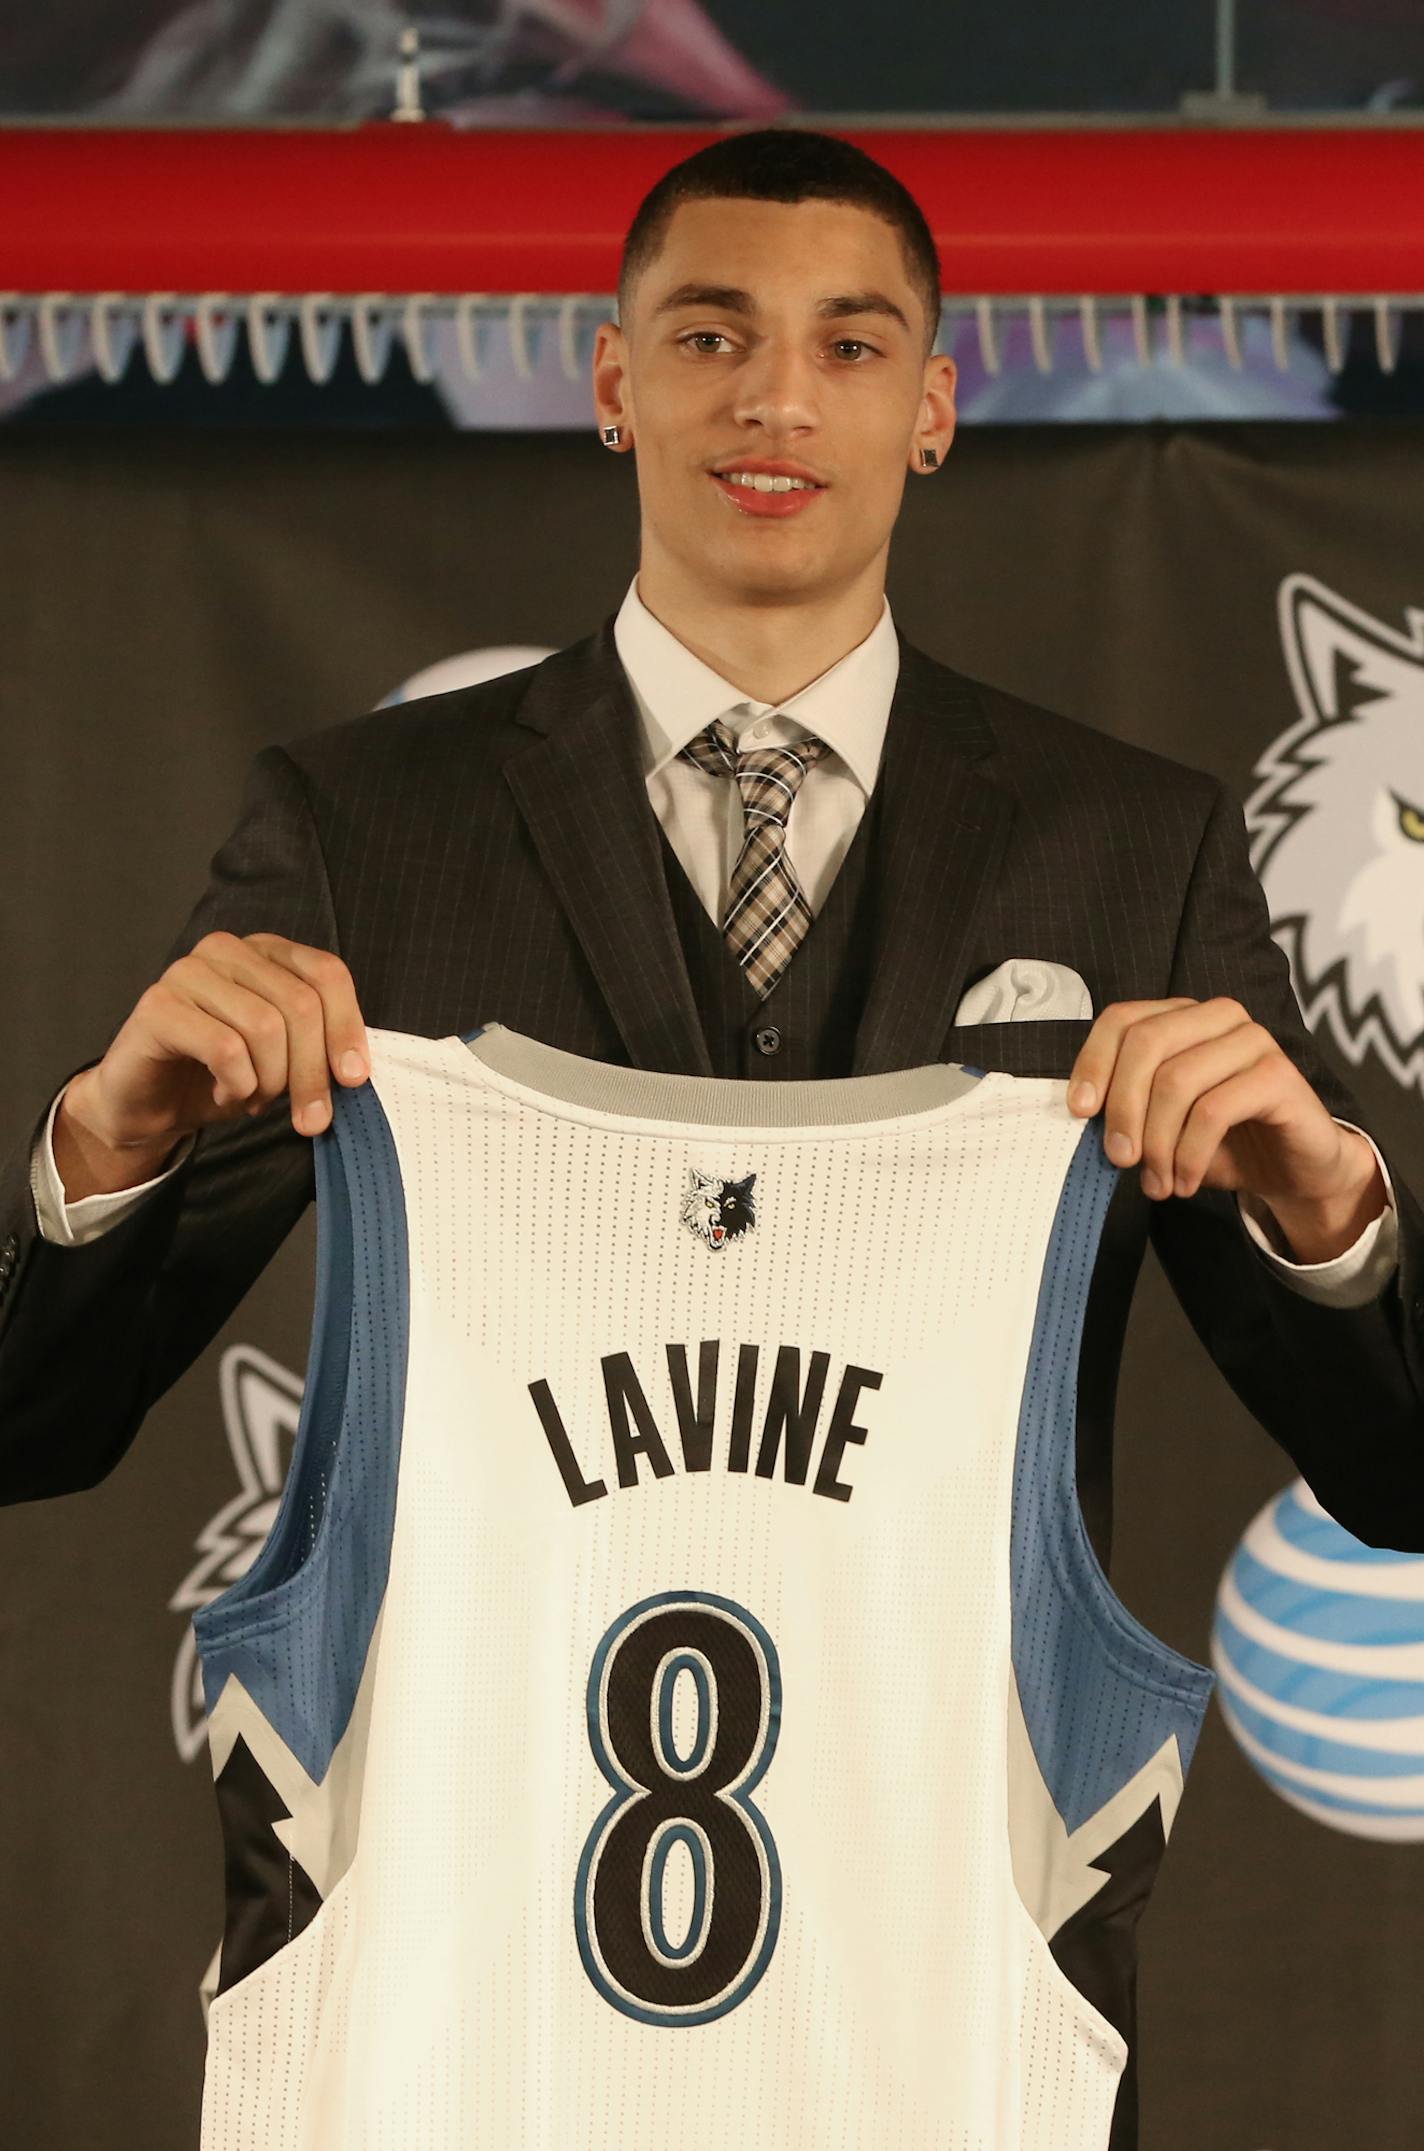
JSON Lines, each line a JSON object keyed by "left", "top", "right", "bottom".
{"left": 65, "top": 930, "right": 371, "bottom": 1155}
{"left": 1065, "top": 996, "right": 1374, "bottom": 1218}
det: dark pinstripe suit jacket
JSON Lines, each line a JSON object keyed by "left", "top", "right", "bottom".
{"left": 1, "top": 612, "right": 1421, "bottom": 1546}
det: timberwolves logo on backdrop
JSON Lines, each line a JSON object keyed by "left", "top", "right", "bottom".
{"left": 1213, "top": 1477, "right": 1424, "bottom": 1840}
{"left": 1245, "top": 572, "right": 1424, "bottom": 1097}
{"left": 168, "top": 1343, "right": 302, "bottom": 1763}
{"left": 681, "top": 1167, "right": 757, "bottom": 1250}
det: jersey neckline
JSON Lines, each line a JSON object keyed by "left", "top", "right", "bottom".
{"left": 428, "top": 1023, "right": 1011, "bottom": 1140}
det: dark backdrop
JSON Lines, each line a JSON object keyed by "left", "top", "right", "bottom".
{"left": 1, "top": 421, "right": 1421, "bottom": 2149}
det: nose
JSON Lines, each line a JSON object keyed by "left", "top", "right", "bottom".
{"left": 732, "top": 340, "right": 821, "bottom": 435}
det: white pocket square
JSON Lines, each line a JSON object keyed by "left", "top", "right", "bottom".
{"left": 953, "top": 958, "right": 1094, "bottom": 1024}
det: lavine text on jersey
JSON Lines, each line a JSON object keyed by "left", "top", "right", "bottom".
{"left": 528, "top": 1342, "right": 883, "bottom": 1506}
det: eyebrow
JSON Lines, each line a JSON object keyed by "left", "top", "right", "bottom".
{"left": 649, "top": 282, "right": 912, "bottom": 335}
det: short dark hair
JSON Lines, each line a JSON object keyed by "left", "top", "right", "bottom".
{"left": 618, "top": 127, "right": 942, "bottom": 359}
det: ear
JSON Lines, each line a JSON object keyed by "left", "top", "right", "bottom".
{"left": 688, "top": 1166, "right": 717, "bottom": 1191}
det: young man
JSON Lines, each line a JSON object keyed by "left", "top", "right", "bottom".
{"left": 1, "top": 129, "right": 1418, "bottom": 2151}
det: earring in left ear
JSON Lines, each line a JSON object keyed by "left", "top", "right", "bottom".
{"left": 921, "top": 447, "right": 939, "bottom": 470}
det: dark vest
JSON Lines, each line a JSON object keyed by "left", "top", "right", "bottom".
{"left": 657, "top": 772, "right": 885, "bottom": 1080}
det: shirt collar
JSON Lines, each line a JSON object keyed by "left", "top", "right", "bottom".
{"left": 612, "top": 574, "right": 899, "bottom": 799}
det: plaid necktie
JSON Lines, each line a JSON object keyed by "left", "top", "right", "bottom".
{"left": 676, "top": 717, "right": 830, "bottom": 998}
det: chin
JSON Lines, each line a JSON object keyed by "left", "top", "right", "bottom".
{"left": 725, "top": 560, "right": 825, "bottom": 596}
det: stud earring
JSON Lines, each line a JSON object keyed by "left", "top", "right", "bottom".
{"left": 921, "top": 446, "right": 939, "bottom": 470}
{"left": 601, "top": 425, "right": 623, "bottom": 447}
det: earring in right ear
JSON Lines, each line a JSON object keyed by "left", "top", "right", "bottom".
{"left": 601, "top": 426, "right": 623, "bottom": 447}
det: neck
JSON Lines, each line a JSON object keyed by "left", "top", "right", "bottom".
{"left": 634, "top": 554, "right": 887, "bottom": 707}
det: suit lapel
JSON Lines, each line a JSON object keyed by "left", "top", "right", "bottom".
{"left": 852, "top": 636, "right": 1016, "bottom": 1074}
{"left": 503, "top": 618, "right": 715, "bottom": 1075}
{"left": 503, "top": 614, "right": 1016, "bottom": 1080}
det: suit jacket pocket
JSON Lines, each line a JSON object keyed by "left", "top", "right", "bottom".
{"left": 938, "top": 1017, "right": 1096, "bottom": 1083}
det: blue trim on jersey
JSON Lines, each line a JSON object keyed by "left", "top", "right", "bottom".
{"left": 192, "top": 1076, "right": 411, "bottom": 1785}
{"left": 1010, "top": 1121, "right": 1215, "bottom": 1838}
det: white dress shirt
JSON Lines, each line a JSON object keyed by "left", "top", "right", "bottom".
{"left": 31, "top": 572, "right": 1400, "bottom": 1312}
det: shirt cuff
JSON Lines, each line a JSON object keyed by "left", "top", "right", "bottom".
{"left": 29, "top": 1076, "right": 196, "bottom": 1247}
{"left": 1235, "top": 1117, "right": 1399, "bottom": 1309}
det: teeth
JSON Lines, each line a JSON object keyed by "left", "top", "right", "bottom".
{"left": 720, "top": 472, "right": 818, "bottom": 492}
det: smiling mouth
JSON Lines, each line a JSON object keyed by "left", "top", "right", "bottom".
{"left": 712, "top": 470, "right": 826, "bottom": 493}
{"left": 709, "top": 472, "right": 827, "bottom": 519}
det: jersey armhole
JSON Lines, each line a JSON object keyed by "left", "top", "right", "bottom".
{"left": 1009, "top": 1117, "right": 1216, "bottom": 1840}
{"left": 192, "top": 1075, "right": 411, "bottom": 1760}
{"left": 1006, "top": 1118, "right": 1218, "bottom": 2058}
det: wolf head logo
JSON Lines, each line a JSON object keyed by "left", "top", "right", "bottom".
{"left": 1245, "top": 572, "right": 1424, "bottom": 1097}
{"left": 681, "top": 1167, "right": 757, "bottom": 1250}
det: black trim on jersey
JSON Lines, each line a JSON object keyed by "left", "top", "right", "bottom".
{"left": 213, "top": 1733, "right": 322, "bottom": 1996}
{"left": 1051, "top": 1792, "right": 1169, "bottom": 2151}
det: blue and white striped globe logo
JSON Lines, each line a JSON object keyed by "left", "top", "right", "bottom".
{"left": 1212, "top": 1477, "right": 1424, "bottom": 1840}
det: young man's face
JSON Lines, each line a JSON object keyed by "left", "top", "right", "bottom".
{"left": 595, "top": 194, "right": 956, "bottom": 608}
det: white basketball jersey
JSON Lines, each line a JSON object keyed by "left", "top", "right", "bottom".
{"left": 193, "top": 1022, "right": 1215, "bottom": 2151}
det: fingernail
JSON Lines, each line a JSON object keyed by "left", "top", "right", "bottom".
{"left": 1141, "top": 1167, "right": 1162, "bottom": 1197}
{"left": 1069, "top": 1082, "right": 1096, "bottom": 1113}
{"left": 299, "top": 1098, "right": 330, "bottom": 1133}
{"left": 340, "top": 1051, "right": 367, "bottom": 1083}
{"left": 1107, "top": 1129, "right": 1134, "bottom": 1164}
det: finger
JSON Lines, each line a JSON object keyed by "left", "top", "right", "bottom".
{"left": 1098, "top": 999, "right": 1251, "bottom": 1172}
{"left": 1066, "top": 999, "right": 1200, "bottom": 1114}
{"left": 1134, "top": 1020, "right": 1273, "bottom": 1197}
{"left": 188, "top": 937, "right": 334, "bottom": 1134}
{"left": 1162, "top": 1051, "right": 1284, "bottom": 1199}
{"left": 247, "top": 934, "right": 369, "bottom": 1088}
{"left": 247, "top": 959, "right": 332, "bottom": 1134}
{"left": 142, "top": 981, "right": 263, "bottom": 1109}
{"left": 169, "top": 965, "right": 299, "bottom": 1116}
